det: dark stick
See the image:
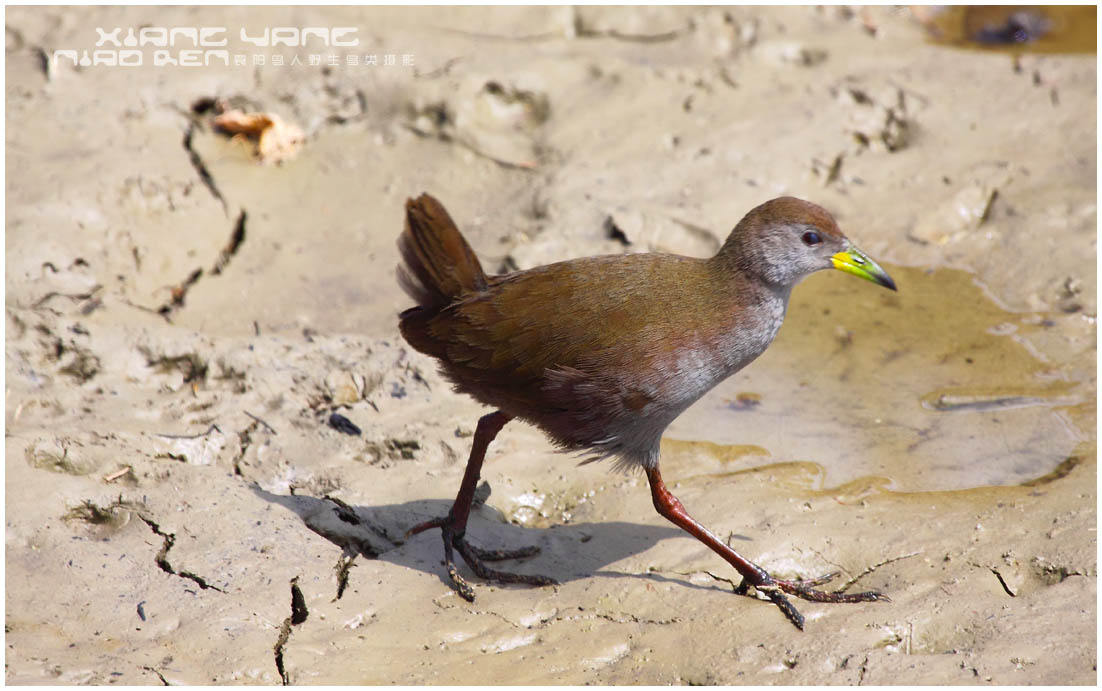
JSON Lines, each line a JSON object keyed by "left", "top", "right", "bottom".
{"left": 244, "top": 410, "right": 277, "bottom": 434}
{"left": 155, "top": 424, "right": 221, "bottom": 440}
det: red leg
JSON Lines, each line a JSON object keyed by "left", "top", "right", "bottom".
{"left": 644, "top": 465, "right": 886, "bottom": 630}
{"left": 407, "top": 411, "right": 556, "bottom": 600}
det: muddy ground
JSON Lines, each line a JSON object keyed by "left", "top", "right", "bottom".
{"left": 5, "top": 5, "right": 1096, "bottom": 685}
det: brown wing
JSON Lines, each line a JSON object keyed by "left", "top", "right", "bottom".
{"left": 419, "top": 253, "right": 712, "bottom": 415}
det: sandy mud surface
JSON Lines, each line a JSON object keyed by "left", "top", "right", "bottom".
{"left": 5, "top": 6, "right": 1096, "bottom": 684}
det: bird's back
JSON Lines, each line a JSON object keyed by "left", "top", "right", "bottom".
{"left": 400, "top": 208, "right": 785, "bottom": 467}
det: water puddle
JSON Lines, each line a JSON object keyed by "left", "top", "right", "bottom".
{"left": 664, "top": 265, "right": 1093, "bottom": 492}
{"left": 916, "top": 5, "right": 1096, "bottom": 55}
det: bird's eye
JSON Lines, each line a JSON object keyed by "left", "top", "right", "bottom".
{"left": 802, "top": 231, "right": 822, "bottom": 246}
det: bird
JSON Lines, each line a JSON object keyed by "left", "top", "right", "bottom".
{"left": 397, "top": 193, "right": 896, "bottom": 629}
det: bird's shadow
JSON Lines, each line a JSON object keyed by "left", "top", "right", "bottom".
{"left": 249, "top": 483, "right": 728, "bottom": 595}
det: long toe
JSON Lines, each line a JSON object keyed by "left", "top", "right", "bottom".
{"left": 776, "top": 571, "right": 840, "bottom": 589}
{"left": 419, "top": 518, "right": 557, "bottom": 598}
{"left": 463, "top": 542, "right": 541, "bottom": 562}
{"left": 454, "top": 538, "right": 558, "bottom": 588}
{"left": 762, "top": 590, "right": 805, "bottom": 630}
{"left": 733, "top": 570, "right": 887, "bottom": 630}
{"left": 445, "top": 561, "right": 477, "bottom": 602}
{"left": 777, "top": 578, "right": 888, "bottom": 604}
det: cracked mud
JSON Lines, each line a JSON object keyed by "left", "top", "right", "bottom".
{"left": 139, "top": 515, "right": 225, "bottom": 593}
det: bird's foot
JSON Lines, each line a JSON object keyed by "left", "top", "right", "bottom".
{"left": 735, "top": 570, "right": 888, "bottom": 630}
{"left": 774, "top": 571, "right": 889, "bottom": 604}
{"left": 406, "top": 516, "right": 557, "bottom": 602}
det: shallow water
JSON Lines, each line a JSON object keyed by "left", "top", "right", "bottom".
{"left": 664, "top": 265, "right": 1092, "bottom": 492}
{"left": 919, "top": 5, "right": 1096, "bottom": 55}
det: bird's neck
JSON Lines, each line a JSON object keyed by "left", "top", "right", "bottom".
{"left": 712, "top": 223, "right": 800, "bottom": 291}
{"left": 695, "top": 258, "right": 792, "bottom": 375}
{"left": 708, "top": 242, "right": 795, "bottom": 307}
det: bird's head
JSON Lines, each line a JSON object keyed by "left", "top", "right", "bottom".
{"left": 720, "top": 196, "right": 896, "bottom": 292}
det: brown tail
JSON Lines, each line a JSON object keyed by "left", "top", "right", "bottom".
{"left": 397, "top": 194, "right": 488, "bottom": 310}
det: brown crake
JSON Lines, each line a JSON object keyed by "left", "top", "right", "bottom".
{"left": 398, "top": 193, "right": 896, "bottom": 629}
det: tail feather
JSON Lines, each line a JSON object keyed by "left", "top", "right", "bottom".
{"left": 398, "top": 194, "right": 488, "bottom": 310}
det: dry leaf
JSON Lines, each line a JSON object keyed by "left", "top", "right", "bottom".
{"left": 212, "top": 109, "right": 304, "bottom": 164}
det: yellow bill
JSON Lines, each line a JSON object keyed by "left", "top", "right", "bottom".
{"left": 831, "top": 247, "right": 897, "bottom": 291}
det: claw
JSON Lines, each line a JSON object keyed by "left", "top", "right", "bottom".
{"left": 445, "top": 560, "right": 476, "bottom": 602}
{"left": 410, "top": 516, "right": 557, "bottom": 600}
{"left": 765, "top": 590, "right": 805, "bottom": 630}
{"left": 735, "top": 570, "right": 888, "bottom": 628}
{"left": 775, "top": 576, "right": 887, "bottom": 604}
